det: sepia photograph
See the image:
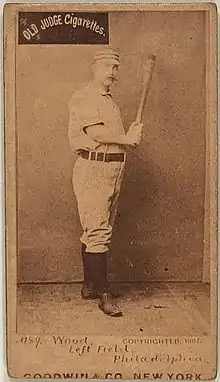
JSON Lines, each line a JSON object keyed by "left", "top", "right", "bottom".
{"left": 4, "top": 3, "right": 217, "bottom": 379}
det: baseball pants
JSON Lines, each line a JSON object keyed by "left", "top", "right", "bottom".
{"left": 72, "top": 157, "right": 125, "bottom": 253}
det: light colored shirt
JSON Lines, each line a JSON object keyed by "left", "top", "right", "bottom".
{"left": 68, "top": 82, "right": 126, "bottom": 154}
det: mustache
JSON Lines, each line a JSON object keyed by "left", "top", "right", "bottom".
{"left": 107, "top": 76, "right": 117, "bottom": 82}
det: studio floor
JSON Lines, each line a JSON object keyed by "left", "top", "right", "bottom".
{"left": 17, "top": 282, "right": 210, "bottom": 336}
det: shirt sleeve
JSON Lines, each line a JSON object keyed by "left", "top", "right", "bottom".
{"left": 68, "top": 95, "right": 102, "bottom": 153}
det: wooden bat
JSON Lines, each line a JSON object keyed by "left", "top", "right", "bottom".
{"left": 135, "top": 54, "right": 156, "bottom": 123}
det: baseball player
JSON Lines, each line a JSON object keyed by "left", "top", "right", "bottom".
{"left": 68, "top": 48, "right": 143, "bottom": 317}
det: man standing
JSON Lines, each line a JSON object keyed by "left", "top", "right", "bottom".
{"left": 68, "top": 48, "right": 143, "bottom": 317}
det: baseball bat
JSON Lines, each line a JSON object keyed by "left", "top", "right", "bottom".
{"left": 135, "top": 54, "right": 156, "bottom": 123}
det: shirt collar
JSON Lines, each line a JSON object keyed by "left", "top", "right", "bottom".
{"left": 88, "top": 82, "right": 112, "bottom": 97}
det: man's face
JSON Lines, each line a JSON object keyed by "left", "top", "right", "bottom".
{"left": 93, "top": 59, "right": 119, "bottom": 87}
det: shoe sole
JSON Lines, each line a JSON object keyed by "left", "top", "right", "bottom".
{"left": 98, "top": 303, "right": 123, "bottom": 317}
{"left": 81, "top": 294, "right": 98, "bottom": 300}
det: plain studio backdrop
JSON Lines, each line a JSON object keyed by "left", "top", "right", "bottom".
{"left": 17, "top": 11, "right": 207, "bottom": 283}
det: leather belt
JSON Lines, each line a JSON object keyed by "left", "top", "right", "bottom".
{"left": 79, "top": 150, "right": 126, "bottom": 163}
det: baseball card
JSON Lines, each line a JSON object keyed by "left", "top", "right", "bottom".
{"left": 3, "top": 2, "right": 218, "bottom": 380}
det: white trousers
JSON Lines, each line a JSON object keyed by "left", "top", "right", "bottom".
{"left": 72, "top": 157, "right": 125, "bottom": 253}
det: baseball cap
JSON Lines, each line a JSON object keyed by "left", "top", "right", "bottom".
{"left": 93, "top": 48, "right": 120, "bottom": 65}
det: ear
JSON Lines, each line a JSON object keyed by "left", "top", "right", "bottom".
{"left": 91, "top": 62, "right": 97, "bottom": 75}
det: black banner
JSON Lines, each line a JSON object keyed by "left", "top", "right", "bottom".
{"left": 18, "top": 12, "right": 109, "bottom": 44}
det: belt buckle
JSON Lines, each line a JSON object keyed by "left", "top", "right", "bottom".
{"left": 95, "top": 152, "right": 98, "bottom": 161}
{"left": 103, "top": 152, "right": 107, "bottom": 162}
{"left": 89, "top": 151, "right": 97, "bottom": 160}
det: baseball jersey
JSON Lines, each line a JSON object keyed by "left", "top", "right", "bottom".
{"left": 68, "top": 82, "right": 126, "bottom": 154}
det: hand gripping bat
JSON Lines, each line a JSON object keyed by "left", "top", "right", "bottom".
{"left": 135, "top": 54, "right": 156, "bottom": 124}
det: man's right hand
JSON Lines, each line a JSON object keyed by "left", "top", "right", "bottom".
{"left": 126, "top": 121, "right": 143, "bottom": 147}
